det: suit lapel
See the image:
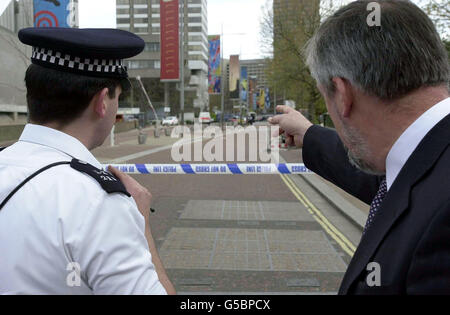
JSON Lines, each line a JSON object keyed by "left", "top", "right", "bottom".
{"left": 339, "top": 114, "right": 450, "bottom": 294}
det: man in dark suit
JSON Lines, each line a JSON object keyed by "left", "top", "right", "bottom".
{"left": 269, "top": 0, "right": 450, "bottom": 294}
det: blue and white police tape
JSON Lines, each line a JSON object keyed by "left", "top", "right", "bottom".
{"left": 103, "top": 163, "right": 313, "bottom": 175}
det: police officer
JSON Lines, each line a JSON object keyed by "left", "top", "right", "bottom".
{"left": 0, "top": 28, "right": 175, "bottom": 295}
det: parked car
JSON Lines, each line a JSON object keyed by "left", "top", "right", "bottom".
{"left": 230, "top": 115, "right": 247, "bottom": 124}
{"left": 123, "top": 114, "right": 138, "bottom": 122}
{"left": 198, "top": 112, "right": 212, "bottom": 124}
{"left": 259, "top": 114, "right": 274, "bottom": 122}
{"left": 162, "top": 116, "right": 179, "bottom": 126}
{"left": 216, "top": 113, "right": 234, "bottom": 122}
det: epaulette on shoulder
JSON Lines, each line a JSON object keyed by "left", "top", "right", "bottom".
{"left": 70, "top": 159, "right": 131, "bottom": 197}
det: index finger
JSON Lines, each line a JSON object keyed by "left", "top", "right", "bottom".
{"left": 276, "top": 105, "right": 295, "bottom": 114}
{"left": 268, "top": 113, "right": 287, "bottom": 125}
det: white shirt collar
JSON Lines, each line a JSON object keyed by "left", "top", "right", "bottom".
{"left": 18, "top": 123, "right": 102, "bottom": 169}
{"left": 386, "top": 97, "right": 450, "bottom": 190}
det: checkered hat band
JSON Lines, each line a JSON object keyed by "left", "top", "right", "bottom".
{"left": 31, "top": 47, "right": 127, "bottom": 75}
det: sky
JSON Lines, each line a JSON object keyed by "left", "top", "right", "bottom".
{"left": 79, "top": 0, "right": 117, "bottom": 28}
{"left": 78, "top": 0, "right": 428, "bottom": 59}
{"left": 0, "top": 0, "right": 10, "bottom": 15}
{"left": 207, "top": 0, "right": 267, "bottom": 59}
{"left": 78, "top": 0, "right": 267, "bottom": 59}
{"left": 0, "top": 0, "right": 266, "bottom": 58}
{"left": 1, "top": 0, "right": 439, "bottom": 60}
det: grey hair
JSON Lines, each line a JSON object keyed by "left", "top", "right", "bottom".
{"left": 304, "top": 0, "right": 450, "bottom": 99}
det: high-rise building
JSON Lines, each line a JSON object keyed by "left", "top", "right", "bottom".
{"left": 240, "top": 59, "right": 268, "bottom": 91}
{"left": 116, "top": 0, "right": 209, "bottom": 112}
{"left": 116, "top": 0, "right": 163, "bottom": 79}
{"left": 221, "top": 58, "right": 270, "bottom": 114}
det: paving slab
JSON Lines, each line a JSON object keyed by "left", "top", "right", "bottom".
{"left": 159, "top": 227, "right": 347, "bottom": 273}
{"left": 180, "top": 200, "right": 315, "bottom": 222}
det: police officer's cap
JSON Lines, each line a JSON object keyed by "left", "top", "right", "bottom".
{"left": 18, "top": 28, "right": 144, "bottom": 81}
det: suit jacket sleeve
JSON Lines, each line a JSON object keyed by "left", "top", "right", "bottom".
{"left": 302, "top": 125, "right": 383, "bottom": 205}
{"left": 407, "top": 199, "right": 450, "bottom": 294}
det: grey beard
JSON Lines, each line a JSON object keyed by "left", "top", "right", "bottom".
{"left": 346, "top": 147, "right": 385, "bottom": 176}
{"left": 331, "top": 102, "right": 385, "bottom": 176}
{"left": 340, "top": 122, "right": 385, "bottom": 176}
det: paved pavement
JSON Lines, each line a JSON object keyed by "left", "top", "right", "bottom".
{"left": 92, "top": 124, "right": 368, "bottom": 294}
{"left": 2, "top": 124, "right": 370, "bottom": 294}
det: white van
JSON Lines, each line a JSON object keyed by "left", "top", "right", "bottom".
{"left": 198, "top": 112, "right": 212, "bottom": 124}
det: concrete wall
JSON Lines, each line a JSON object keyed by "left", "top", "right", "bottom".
{"left": 0, "top": 121, "right": 138, "bottom": 143}
{"left": 0, "top": 24, "right": 28, "bottom": 129}
{"left": 0, "top": 113, "right": 27, "bottom": 125}
{"left": 0, "top": 0, "right": 34, "bottom": 33}
{"left": 0, "top": 26, "right": 31, "bottom": 109}
{"left": 113, "top": 120, "right": 138, "bottom": 134}
{"left": 0, "top": 1, "right": 15, "bottom": 31}
{"left": 0, "top": 124, "right": 25, "bottom": 142}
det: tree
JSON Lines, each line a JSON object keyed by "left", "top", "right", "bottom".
{"left": 260, "top": 0, "right": 346, "bottom": 123}
{"left": 422, "top": 0, "right": 450, "bottom": 39}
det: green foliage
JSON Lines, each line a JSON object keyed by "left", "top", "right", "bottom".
{"left": 261, "top": 0, "right": 331, "bottom": 123}
{"left": 422, "top": 0, "right": 450, "bottom": 39}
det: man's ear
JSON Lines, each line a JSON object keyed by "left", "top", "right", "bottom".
{"left": 331, "top": 77, "right": 354, "bottom": 118}
{"left": 93, "top": 88, "right": 109, "bottom": 119}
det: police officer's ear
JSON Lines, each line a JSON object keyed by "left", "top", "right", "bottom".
{"left": 93, "top": 88, "right": 110, "bottom": 119}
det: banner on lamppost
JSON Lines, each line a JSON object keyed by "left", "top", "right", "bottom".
{"left": 229, "top": 55, "right": 240, "bottom": 99}
{"left": 208, "top": 35, "right": 221, "bottom": 94}
{"left": 34, "top": 0, "right": 79, "bottom": 28}
{"left": 240, "top": 66, "right": 248, "bottom": 102}
{"left": 265, "top": 88, "right": 271, "bottom": 109}
{"left": 258, "top": 89, "right": 265, "bottom": 110}
{"left": 249, "top": 78, "right": 257, "bottom": 110}
{"left": 160, "top": 0, "right": 180, "bottom": 81}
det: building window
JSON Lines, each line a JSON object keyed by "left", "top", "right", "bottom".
{"left": 117, "top": 8, "right": 130, "bottom": 14}
{"left": 188, "top": 17, "right": 202, "bottom": 23}
{"left": 144, "top": 42, "right": 160, "bottom": 52}
{"left": 133, "top": 8, "right": 149, "bottom": 14}
{"left": 125, "top": 60, "right": 161, "bottom": 70}
{"left": 188, "top": 35, "right": 203, "bottom": 42}
{"left": 133, "top": 17, "right": 148, "bottom": 24}
{"left": 188, "top": 26, "right": 202, "bottom": 32}
{"left": 134, "top": 27, "right": 149, "bottom": 34}
{"left": 189, "top": 7, "right": 201, "bottom": 13}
